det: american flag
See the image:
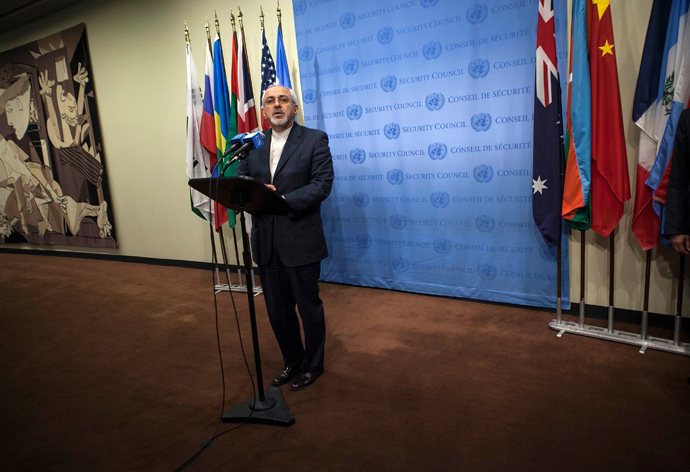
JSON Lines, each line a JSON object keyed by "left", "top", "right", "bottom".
{"left": 260, "top": 28, "right": 276, "bottom": 130}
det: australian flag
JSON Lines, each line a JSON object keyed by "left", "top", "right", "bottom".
{"left": 260, "top": 29, "right": 276, "bottom": 130}
{"left": 532, "top": 0, "right": 565, "bottom": 247}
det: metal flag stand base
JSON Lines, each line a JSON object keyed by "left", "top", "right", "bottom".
{"left": 549, "top": 320, "right": 690, "bottom": 356}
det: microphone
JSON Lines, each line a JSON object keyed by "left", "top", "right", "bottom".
{"left": 213, "top": 133, "right": 247, "bottom": 175}
{"left": 218, "top": 131, "right": 264, "bottom": 175}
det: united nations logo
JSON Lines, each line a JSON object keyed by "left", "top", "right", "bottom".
{"left": 299, "top": 46, "right": 314, "bottom": 62}
{"left": 303, "top": 89, "right": 317, "bottom": 104}
{"left": 420, "top": 0, "right": 440, "bottom": 8}
{"left": 473, "top": 164, "right": 494, "bottom": 183}
{"left": 390, "top": 214, "right": 407, "bottom": 230}
{"left": 477, "top": 263, "right": 497, "bottom": 281}
{"left": 423, "top": 41, "right": 442, "bottom": 60}
{"left": 343, "top": 58, "right": 359, "bottom": 75}
{"left": 293, "top": 0, "right": 307, "bottom": 16}
{"left": 347, "top": 104, "right": 363, "bottom": 121}
{"left": 387, "top": 168, "right": 404, "bottom": 185}
{"left": 539, "top": 244, "right": 558, "bottom": 262}
{"left": 475, "top": 215, "right": 495, "bottom": 233}
{"left": 357, "top": 234, "right": 372, "bottom": 249}
{"left": 350, "top": 148, "right": 366, "bottom": 165}
{"left": 471, "top": 113, "right": 492, "bottom": 132}
{"left": 428, "top": 142, "right": 447, "bottom": 160}
{"left": 466, "top": 4, "right": 488, "bottom": 24}
{"left": 393, "top": 257, "right": 410, "bottom": 273}
{"left": 378, "top": 26, "right": 394, "bottom": 45}
{"left": 353, "top": 192, "right": 370, "bottom": 207}
{"left": 468, "top": 59, "right": 490, "bottom": 79}
{"left": 380, "top": 75, "right": 397, "bottom": 93}
{"left": 340, "top": 12, "right": 355, "bottom": 29}
{"left": 433, "top": 238, "right": 452, "bottom": 255}
{"left": 430, "top": 191, "right": 450, "bottom": 208}
{"left": 425, "top": 92, "right": 445, "bottom": 111}
{"left": 383, "top": 122, "right": 400, "bottom": 139}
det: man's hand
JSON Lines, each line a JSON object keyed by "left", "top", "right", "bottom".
{"left": 38, "top": 70, "right": 54, "bottom": 97}
{"left": 670, "top": 234, "right": 690, "bottom": 255}
{"left": 265, "top": 184, "right": 277, "bottom": 192}
{"left": 73, "top": 63, "right": 89, "bottom": 86}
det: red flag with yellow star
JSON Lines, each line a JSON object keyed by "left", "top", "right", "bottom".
{"left": 587, "top": 0, "right": 630, "bottom": 237}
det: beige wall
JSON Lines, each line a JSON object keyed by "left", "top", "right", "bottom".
{"left": 0, "top": 0, "right": 687, "bottom": 316}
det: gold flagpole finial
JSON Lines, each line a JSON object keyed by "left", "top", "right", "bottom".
{"left": 260, "top": 6, "right": 265, "bottom": 29}
{"left": 238, "top": 6, "right": 244, "bottom": 30}
{"left": 277, "top": 0, "right": 282, "bottom": 26}
{"left": 214, "top": 11, "right": 220, "bottom": 35}
{"left": 185, "top": 21, "right": 190, "bottom": 43}
{"left": 230, "top": 9, "right": 236, "bottom": 31}
{"left": 205, "top": 18, "right": 211, "bottom": 40}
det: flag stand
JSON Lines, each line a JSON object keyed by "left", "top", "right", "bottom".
{"left": 550, "top": 246, "right": 689, "bottom": 356}
{"left": 213, "top": 225, "right": 262, "bottom": 297}
{"left": 579, "top": 230, "right": 586, "bottom": 328}
{"left": 673, "top": 255, "right": 685, "bottom": 346}
{"left": 607, "top": 231, "right": 615, "bottom": 334}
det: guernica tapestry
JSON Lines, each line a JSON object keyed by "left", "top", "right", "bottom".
{"left": 0, "top": 23, "right": 116, "bottom": 248}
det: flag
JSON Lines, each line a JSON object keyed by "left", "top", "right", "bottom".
{"left": 199, "top": 39, "right": 228, "bottom": 229}
{"left": 275, "top": 23, "right": 292, "bottom": 88}
{"left": 260, "top": 28, "right": 277, "bottom": 131}
{"left": 237, "top": 27, "right": 260, "bottom": 133}
{"left": 532, "top": 0, "right": 564, "bottom": 247}
{"left": 632, "top": 0, "right": 690, "bottom": 250}
{"left": 587, "top": 0, "right": 630, "bottom": 238}
{"left": 186, "top": 42, "right": 212, "bottom": 223}
{"left": 561, "top": 0, "right": 592, "bottom": 230}
{"left": 213, "top": 32, "right": 237, "bottom": 228}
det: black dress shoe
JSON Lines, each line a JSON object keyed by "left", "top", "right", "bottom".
{"left": 272, "top": 366, "right": 300, "bottom": 386}
{"left": 290, "top": 371, "right": 322, "bottom": 391}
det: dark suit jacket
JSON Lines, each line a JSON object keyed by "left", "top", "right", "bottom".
{"left": 237, "top": 123, "right": 334, "bottom": 267}
{"left": 665, "top": 109, "right": 690, "bottom": 236}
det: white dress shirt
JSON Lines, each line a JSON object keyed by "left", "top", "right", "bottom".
{"left": 270, "top": 125, "right": 293, "bottom": 183}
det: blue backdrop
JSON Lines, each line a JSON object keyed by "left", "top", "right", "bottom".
{"left": 293, "top": 0, "right": 569, "bottom": 308}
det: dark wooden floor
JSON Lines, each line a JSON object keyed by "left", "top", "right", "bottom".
{"left": 1, "top": 253, "right": 688, "bottom": 471}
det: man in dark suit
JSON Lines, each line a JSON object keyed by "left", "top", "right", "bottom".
{"left": 665, "top": 108, "right": 690, "bottom": 255}
{"left": 237, "top": 85, "right": 333, "bottom": 390}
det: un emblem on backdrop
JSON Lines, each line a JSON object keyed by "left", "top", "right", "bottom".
{"left": 357, "top": 234, "right": 372, "bottom": 249}
{"left": 428, "top": 142, "right": 448, "bottom": 160}
{"left": 473, "top": 164, "right": 494, "bottom": 183}
{"left": 384, "top": 122, "right": 400, "bottom": 139}
{"left": 303, "top": 89, "right": 317, "bottom": 104}
{"left": 380, "top": 75, "right": 397, "bottom": 93}
{"left": 434, "top": 238, "right": 452, "bottom": 255}
{"left": 387, "top": 169, "right": 404, "bottom": 185}
{"left": 378, "top": 26, "right": 394, "bottom": 45}
{"left": 476, "top": 215, "right": 495, "bottom": 233}
{"left": 340, "top": 12, "right": 355, "bottom": 29}
{"left": 468, "top": 59, "right": 490, "bottom": 79}
{"left": 293, "top": 0, "right": 307, "bottom": 16}
{"left": 393, "top": 257, "right": 410, "bottom": 273}
{"left": 347, "top": 104, "right": 363, "bottom": 121}
{"left": 423, "top": 41, "right": 442, "bottom": 60}
{"left": 430, "top": 191, "right": 450, "bottom": 209}
{"left": 343, "top": 58, "right": 359, "bottom": 75}
{"left": 420, "top": 0, "right": 440, "bottom": 8}
{"left": 477, "top": 263, "right": 497, "bottom": 281}
{"left": 471, "top": 113, "right": 492, "bottom": 132}
{"left": 425, "top": 93, "right": 445, "bottom": 111}
{"left": 390, "top": 214, "right": 407, "bottom": 230}
{"left": 299, "top": 46, "right": 314, "bottom": 62}
{"left": 539, "top": 244, "right": 558, "bottom": 262}
{"left": 466, "top": 4, "right": 488, "bottom": 24}
{"left": 350, "top": 148, "right": 366, "bottom": 165}
{"left": 353, "top": 192, "right": 370, "bottom": 207}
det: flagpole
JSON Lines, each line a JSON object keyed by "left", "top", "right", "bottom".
{"left": 607, "top": 231, "right": 615, "bottom": 334}
{"left": 673, "top": 255, "right": 685, "bottom": 346}
{"left": 277, "top": 0, "right": 282, "bottom": 27}
{"left": 641, "top": 250, "right": 651, "bottom": 341}
{"left": 557, "top": 243, "right": 562, "bottom": 324}
{"left": 579, "top": 230, "right": 586, "bottom": 328}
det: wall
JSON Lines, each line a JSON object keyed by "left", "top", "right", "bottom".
{"left": 0, "top": 0, "right": 687, "bottom": 316}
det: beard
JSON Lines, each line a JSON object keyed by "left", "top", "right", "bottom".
{"left": 267, "top": 113, "right": 289, "bottom": 127}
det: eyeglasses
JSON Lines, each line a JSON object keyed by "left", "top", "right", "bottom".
{"left": 263, "top": 96, "right": 292, "bottom": 107}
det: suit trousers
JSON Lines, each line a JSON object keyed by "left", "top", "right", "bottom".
{"left": 259, "top": 252, "right": 326, "bottom": 374}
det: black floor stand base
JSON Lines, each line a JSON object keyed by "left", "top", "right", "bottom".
{"left": 221, "top": 386, "right": 295, "bottom": 426}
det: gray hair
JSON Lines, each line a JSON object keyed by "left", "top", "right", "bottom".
{"left": 261, "top": 84, "right": 298, "bottom": 108}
